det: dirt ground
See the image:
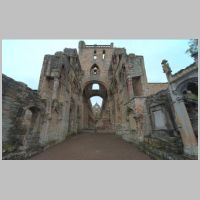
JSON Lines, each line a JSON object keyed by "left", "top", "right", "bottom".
{"left": 30, "top": 132, "right": 151, "bottom": 160}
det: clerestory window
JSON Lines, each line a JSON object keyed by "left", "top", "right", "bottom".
{"left": 102, "top": 50, "right": 106, "bottom": 59}
{"left": 94, "top": 50, "right": 97, "bottom": 60}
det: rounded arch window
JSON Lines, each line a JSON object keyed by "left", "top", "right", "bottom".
{"left": 90, "top": 64, "right": 100, "bottom": 76}
{"left": 178, "top": 80, "right": 198, "bottom": 96}
{"left": 187, "top": 82, "right": 198, "bottom": 96}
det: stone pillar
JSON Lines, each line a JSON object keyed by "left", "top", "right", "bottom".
{"left": 127, "top": 76, "right": 134, "bottom": 99}
{"left": 161, "top": 60, "right": 198, "bottom": 156}
{"left": 52, "top": 77, "right": 59, "bottom": 100}
{"left": 172, "top": 97, "right": 197, "bottom": 155}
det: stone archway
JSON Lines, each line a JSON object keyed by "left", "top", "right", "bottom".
{"left": 82, "top": 81, "right": 111, "bottom": 129}
{"left": 176, "top": 78, "right": 198, "bottom": 138}
{"left": 22, "top": 106, "right": 41, "bottom": 149}
{"left": 176, "top": 77, "right": 198, "bottom": 96}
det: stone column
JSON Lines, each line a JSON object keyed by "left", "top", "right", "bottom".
{"left": 127, "top": 76, "right": 134, "bottom": 99}
{"left": 161, "top": 60, "right": 198, "bottom": 156}
{"left": 52, "top": 77, "right": 59, "bottom": 100}
{"left": 172, "top": 97, "right": 197, "bottom": 155}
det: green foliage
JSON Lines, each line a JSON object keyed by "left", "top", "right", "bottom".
{"left": 186, "top": 39, "right": 198, "bottom": 60}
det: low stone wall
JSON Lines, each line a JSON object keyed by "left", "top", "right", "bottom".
{"left": 2, "top": 74, "right": 45, "bottom": 159}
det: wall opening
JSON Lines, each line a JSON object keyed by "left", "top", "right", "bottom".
{"left": 187, "top": 82, "right": 198, "bottom": 96}
{"left": 90, "top": 96, "right": 103, "bottom": 107}
{"left": 182, "top": 82, "right": 198, "bottom": 101}
{"left": 94, "top": 50, "right": 97, "bottom": 60}
{"left": 132, "top": 76, "right": 142, "bottom": 96}
{"left": 102, "top": 50, "right": 105, "bottom": 59}
{"left": 90, "top": 64, "right": 100, "bottom": 76}
{"left": 92, "top": 83, "right": 100, "bottom": 90}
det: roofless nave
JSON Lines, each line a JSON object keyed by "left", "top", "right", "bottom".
{"left": 2, "top": 41, "right": 198, "bottom": 159}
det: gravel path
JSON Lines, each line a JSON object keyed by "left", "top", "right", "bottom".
{"left": 30, "top": 132, "right": 151, "bottom": 160}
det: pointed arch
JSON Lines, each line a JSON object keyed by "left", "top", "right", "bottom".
{"left": 90, "top": 64, "right": 100, "bottom": 76}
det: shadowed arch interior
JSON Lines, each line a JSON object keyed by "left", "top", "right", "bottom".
{"left": 82, "top": 81, "right": 111, "bottom": 129}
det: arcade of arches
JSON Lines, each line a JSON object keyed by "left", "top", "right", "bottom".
{"left": 2, "top": 41, "right": 198, "bottom": 159}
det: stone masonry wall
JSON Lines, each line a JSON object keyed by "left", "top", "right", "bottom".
{"left": 2, "top": 74, "right": 45, "bottom": 159}
{"left": 148, "top": 83, "right": 168, "bottom": 96}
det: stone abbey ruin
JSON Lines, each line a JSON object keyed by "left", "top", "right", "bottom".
{"left": 2, "top": 41, "right": 198, "bottom": 159}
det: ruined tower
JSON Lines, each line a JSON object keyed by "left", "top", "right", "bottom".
{"left": 78, "top": 41, "right": 114, "bottom": 129}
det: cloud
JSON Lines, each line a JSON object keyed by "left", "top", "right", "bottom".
{"left": 2, "top": 39, "right": 193, "bottom": 89}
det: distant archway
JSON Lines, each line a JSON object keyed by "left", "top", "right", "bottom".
{"left": 82, "top": 81, "right": 111, "bottom": 129}
{"left": 92, "top": 83, "right": 100, "bottom": 90}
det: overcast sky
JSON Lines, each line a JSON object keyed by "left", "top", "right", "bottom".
{"left": 2, "top": 39, "right": 194, "bottom": 106}
{"left": 2, "top": 39, "right": 194, "bottom": 89}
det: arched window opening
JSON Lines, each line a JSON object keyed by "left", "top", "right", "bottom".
{"left": 94, "top": 50, "right": 97, "bottom": 60}
{"left": 28, "top": 107, "right": 40, "bottom": 125}
{"left": 187, "top": 82, "right": 198, "bottom": 96}
{"left": 90, "top": 96, "right": 103, "bottom": 107}
{"left": 182, "top": 82, "right": 198, "bottom": 101}
{"left": 90, "top": 96, "right": 103, "bottom": 119}
{"left": 23, "top": 109, "right": 33, "bottom": 126}
{"left": 22, "top": 106, "right": 40, "bottom": 138}
{"left": 102, "top": 50, "right": 106, "bottom": 59}
{"left": 92, "top": 83, "right": 100, "bottom": 90}
{"left": 93, "top": 67, "right": 98, "bottom": 74}
{"left": 90, "top": 64, "right": 100, "bottom": 76}
{"left": 119, "top": 54, "right": 122, "bottom": 62}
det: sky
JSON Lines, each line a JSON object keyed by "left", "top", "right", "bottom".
{"left": 2, "top": 39, "right": 194, "bottom": 106}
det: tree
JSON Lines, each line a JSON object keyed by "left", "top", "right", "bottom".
{"left": 186, "top": 39, "right": 198, "bottom": 60}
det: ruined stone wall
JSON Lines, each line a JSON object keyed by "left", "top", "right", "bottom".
{"left": 126, "top": 54, "right": 149, "bottom": 97}
{"left": 146, "top": 90, "right": 178, "bottom": 136}
{"left": 38, "top": 48, "right": 83, "bottom": 144}
{"left": 79, "top": 41, "right": 114, "bottom": 87}
{"left": 108, "top": 49, "right": 151, "bottom": 143}
{"left": 148, "top": 83, "right": 168, "bottom": 96}
{"left": 108, "top": 48, "right": 128, "bottom": 129}
{"left": 3, "top": 47, "right": 85, "bottom": 160}
{"left": 2, "top": 74, "right": 45, "bottom": 159}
